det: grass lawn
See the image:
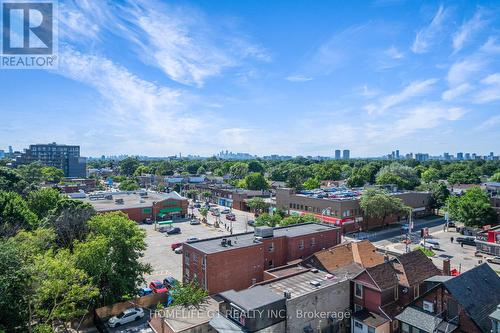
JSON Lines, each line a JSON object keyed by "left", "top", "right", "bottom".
{"left": 416, "top": 246, "right": 435, "bottom": 257}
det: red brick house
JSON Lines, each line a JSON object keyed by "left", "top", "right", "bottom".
{"left": 351, "top": 250, "right": 441, "bottom": 333}
{"left": 396, "top": 264, "right": 500, "bottom": 333}
{"left": 182, "top": 223, "right": 341, "bottom": 294}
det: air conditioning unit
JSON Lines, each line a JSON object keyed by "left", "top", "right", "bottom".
{"left": 310, "top": 280, "right": 321, "bottom": 287}
{"left": 254, "top": 226, "right": 274, "bottom": 238}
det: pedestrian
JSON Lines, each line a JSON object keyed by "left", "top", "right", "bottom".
{"left": 461, "top": 242, "right": 464, "bottom": 248}
{"left": 450, "top": 237, "right": 454, "bottom": 243}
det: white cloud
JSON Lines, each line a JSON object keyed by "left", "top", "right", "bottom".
{"left": 473, "top": 73, "right": 500, "bottom": 103}
{"left": 446, "top": 57, "right": 484, "bottom": 87}
{"left": 365, "top": 79, "right": 438, "bottom": 114}
{"left": 441, "top": 83, "right": 473, "bottom": 101}
{"left": 385, "top": 46, "right": 404, "bottom": 59}
{"left": 478, "top": 115, "right": 500, "bottom": 128}
{"left": 452, "top": 10, "right": 486, "bottom": 53}
{"left": 285, "top": 75, "right": 313, "bottom": 82}
{"left": 411, "top": 5, "right": 448, "bottom": 54}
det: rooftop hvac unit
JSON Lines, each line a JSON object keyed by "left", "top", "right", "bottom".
{"left": 310, "top": 280, "right": 321, "bottom": 287}
{"left": 254, "top": 226, "right": 274, "bottom": 238}
{"left": 221, "top": 238, "right": 227, "bottom": 247}
{"left": 284, "top": 290, "right": 292, "bottom": 299}
{"left": 311, "top": 268, "right": 319, "bottom": 273}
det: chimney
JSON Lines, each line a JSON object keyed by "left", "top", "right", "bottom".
{"left": 443, "top": 259, "right": 451, "bottom": 276}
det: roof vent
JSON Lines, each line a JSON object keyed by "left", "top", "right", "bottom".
{"left": 310, "top": 280, "right": 321, "bottom": 287}
{"left": 311, "top": 268, "right": 319, "bottom": 273}
{"left": 284, "top": 290, "right": 292, "bottom": 299}
{"left": 221, "top": 239, "right": 227, "bottom": 247}
{"left": 227, "top": 240, "right": 232, "bottom": 246}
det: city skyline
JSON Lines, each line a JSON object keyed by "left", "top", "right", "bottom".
{"left": 1, "top": 1, "right": 500, "bottom": 156}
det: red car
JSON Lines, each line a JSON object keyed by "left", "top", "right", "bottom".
{"left": 149, "top": 280, "right": 168, "bottom": 293}
{"left": 171, "top": 242, "right": 183, "bottom": 251}
{"left": 226, "top": 213, "right": 236, "bottom": 221}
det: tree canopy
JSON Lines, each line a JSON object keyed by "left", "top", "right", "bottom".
{"left": 446, "top": 187, "right": 496, "bottom": 227}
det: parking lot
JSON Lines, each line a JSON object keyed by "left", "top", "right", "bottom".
{"left": 374, "top": 223, "right": 500, "bottom": 273}
{"left": 141, "top": 202, "right": 256, "bottom": 284}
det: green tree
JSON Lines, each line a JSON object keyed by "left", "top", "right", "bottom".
{"left": 490, "top": 172, "right": 500, "bottom": 182}
{"left": 375, "top": 163, "right": 420, "bottom": 190}
{"left": 421, "top": 167, "right": 440, "bottom": 183}
{"left": 74, "top": 212, "right": 151, "bottom": 305}
{"left": 119, "top": 178, "right": 140, "bottom": 191}
{"left": 302, "top": 177, "right": 321, "bottom": 190}
{"left": 0, "top": 166, "right": 30, "bottom": 194}
{"left": 229, "top": 162, "right": 249, "bottom": 179}
{"left": 445, "top": 187, "right": 496, "bottom": 227}
{"left": 0, "top": 191, "right": 38, "bottom": 237}
{"left": 186, "top": 189, "right": 199, "bottom": 200}
{"left": 17, "top": 162, "right": 44, "bottom": 184}
{"left": 119, "top": 158, "right": 141, "bottom": 176}
{"left": 196, "top": 166, "right": 206, "bottom": 175}
{"left": 359, "top": 189, "right": 411, "bottom": 227}
{"left": 170, "top": 283, "right": 208, "bottom": 308}
{"left": 31, "top": 249, "right": 98, "bottom": 330}
{"left": 255, "top": 213, "right": 282, "bottom": 227}
{"left": 198, "top": 207, "right": 209, "bottom": 223}
{"left": 280, "top": 214, "right": 320, "bottom": 226}
{"left": 246, "top": 197, "right": 268, "bottom": 214}
{"left": 27, "top": 188, "right": 62, "bottom": 220}
{"left": 46, "top": 199, "right": 95, "bottom": 250}
{"left": 133, "top": 165, "right": 150, "bottom": 177}
{"left": 41, "top": 167, "right": 64, "bottom": 183}
{"left": 201, "top": 191, "right": 211, "bottom": 202}
{"left": 248, "top": 161, "right": 265, "bottom": 174}
{"left": 244, "top": 173, "right": 269, "bottom": 190}
{"left": 448, "top": 170, "right": 480, "bottom": 185}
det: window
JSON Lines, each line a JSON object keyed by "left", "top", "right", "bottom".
{"left": 268, "top": 260, "right": 274, "bottom": 268}
{"left": 311, "top": 237, "right": 316, "bottom": 247}
{"left": 268, "top": 242, "right": 275, "bottom": 253}
{"left": 423, "top": 300, "right": 434, "bottom": 313}
{"left": 392, "top": 320, "right": 398, "bottom": 330}
{"left": 184, "top": 252, "right": 190, "bottom": 265}
{"left": 414, "top": 285, "right": 420, "bottom": 299}
{"left": 401, "top": 323, "right": 410, "bottom": 333}
{"left": 354, "top": 321, "right": 363, "bottom": 329}
{"left": 394, "top": 286, "right": 399, "bottom": 300}
{"left": 192, "top": 253, "right": 198, "bottom": 263}
{"left": 354, "top": 304, "right": 363, "bottom": 312}
{"left": 299, "top": 240, "right": 304, "bottom": 250}
{"left": 368, "top": 327, "right": 375, "bottom": 333}
{"left": 354, "top": 283, "right": 363, "bottom": 299}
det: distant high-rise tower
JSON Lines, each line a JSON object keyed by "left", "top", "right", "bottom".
{"left": 8, "top": 146, "right": 13, "bottom": 154}
{"left": 396, "top": 150, "right": 400, "bottom": 159}
{"left": 335, "top": 150, "right": 341, "bottom": 160}
{"left": 342, "top": 150, "right": 350, "bottom": 160}
{"left": 457, "top": 152, "right": 463, "bottom": 160}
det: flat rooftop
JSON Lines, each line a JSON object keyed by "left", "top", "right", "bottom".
{"left": 261, "top": 268, "right": 351, "bottom": 299}
{"left": 294, "top": 187, "right": 424, "bottom": 202}
{"left": 186, "top": 223, "right": 338, "bottom": 254}
{"left": 219, "top": 285, "right": 284, "bottom": 311}
{"left": 78, "top": 191, "right": 185, "bottom": 211}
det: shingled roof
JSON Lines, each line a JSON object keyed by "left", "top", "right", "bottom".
{"left": 304, "top": 240, "right": 385, "bottom": 272}
{"left": 365, "top": 261, "right": 399, "bottom": 290}
{"left": 443, "top": 264, "right": 500, "bottom": 333}
{"left": 393, "top": 250, "right": 441, "bottom": 287}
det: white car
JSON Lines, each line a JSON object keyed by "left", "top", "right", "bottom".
{"left": 174, "top": 246, "right": 183, "bottom": 254}
{"left": 186, "top": 236, "right": 199, "bottom": 242}
{"left": 419, "top": 239, "right": 440, "bottom": 250}
{"left": 108, "top": 307, "right": 144, "bottom": 328}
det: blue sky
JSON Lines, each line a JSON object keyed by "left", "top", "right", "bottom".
{"left": 1, "top": 0, "right": 500, "bottom": 157}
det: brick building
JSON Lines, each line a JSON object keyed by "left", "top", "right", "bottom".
{"left": 80, "top": 191, "right": 188, "bottom": 223}
{"left": 396, "top": 264, "right": 500, "bottom": 333}
{"left": 276, "top": 188, "right": 432, "bottom": 233}
{"left": 351, "top": 250, "right": 441, "bottom": 333}
{"left": 182, "top": 223, "right": 341, "bottom": 294}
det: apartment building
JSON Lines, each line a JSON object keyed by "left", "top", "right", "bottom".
{"left": 276, "top": 187, "right": 432, "bottom": 233}
{"left": 13, "top": 142, "right": 86, "bottom": 178}
{"left": 182, "top": 223, "right": 341, "bottom": 294}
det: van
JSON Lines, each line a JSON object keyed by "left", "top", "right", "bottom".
{"left": 419, "top": 239, "right": 440, "bottom": 250}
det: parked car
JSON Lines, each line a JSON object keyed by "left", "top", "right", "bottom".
{"left": 163, "top": 276, "right": 179, "bottom": 288}
{"left": 171, "top": 242, "right": 183, "bottom": 251}
{"left": 157, "top": 226, "right": 169, "bottom": 233}
{"left": 456, "top": 236, "right": 476, "bottom": 246}
{"left": 226, "top": 213, "right": 236, "bottom": 221}
{"left": 108, "top": 307, "right": 144, "bottom": 328}
{"left": 487, "top": 257, "right": 500, "bottom": 265}
{"left": 190, "top": 219, "right": 200, "bottom": 225}
{"left": 194, "top": 203, "right": 201, "bottom": 208}
{"left": 149, "top": 281, "right": 168, "bottom": 293}
{"left": 221, "top": 208, "right": 231, "bottom": 214}
{"left": 174, "top": 246, "right": 183, "bottom": 254}
{"left": 138, "top": 287, "right": 152, "bottom": 297}
{"left": 247, "top": 220, "right": 255, "bottom": 226}
{"left": 166, "top": 227, "right": 181, "bottom": 235}
{"left": 419, "top": 239, "right": 440, "bottom": 250}
{"left": 143, "top": 218, "right": 153, "bottom": 225}
{"left": 446, "top": 221, "right": 456, "bottom": 228}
